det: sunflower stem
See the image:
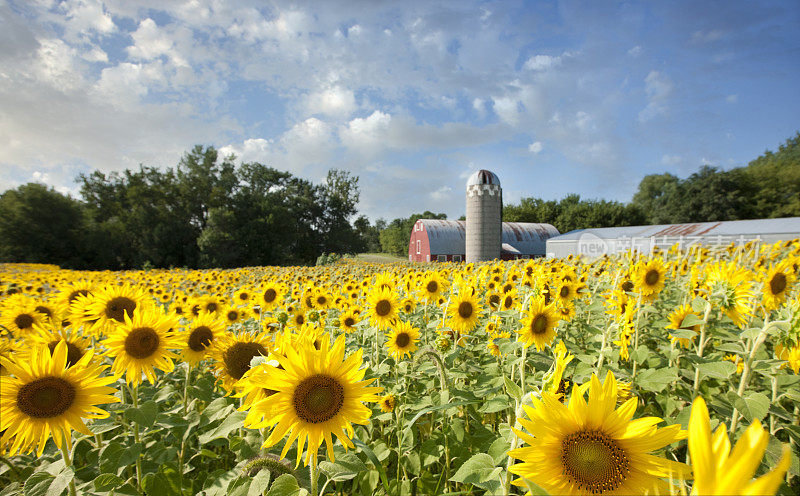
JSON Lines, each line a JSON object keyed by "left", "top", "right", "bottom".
{"left": 178, "top": 363, "right": 192, "bottom": 496}
{"left": 132, "top": 384, "right": 143, "bottom": 493}
{"left": 59, "top": 443, "right": 77, "bottom": 496}
{"left": 310, "top": 460, "right": 319, "bottom": 496}
{"left": 729, "top": 318, "right": 770, "bottom": 434}
{"left": 691, "top": 302, "right": 713, "bottom": 396}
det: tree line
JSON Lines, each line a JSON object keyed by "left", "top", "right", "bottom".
{"left": 1, "top": 134, "right": 797, "bottom": 267}
{"left": 0, "top": 146, "right": 369, "bottom": 269}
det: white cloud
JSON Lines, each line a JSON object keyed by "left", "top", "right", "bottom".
{"left": 528, "top": 141, "right": 543, "bottom": 154}
{"left": 304, "top": 86, "right": 357, "bottom": 117}
{"left": 81, "top": 46, "right": 108, "bottom": 62}
{"left": 59, "top": 0, "right": 115, "bottom": 38}
{"left": 726, "top": 94, "right": 738, "bottom": 103}
{"left": 32, "top": 171, "right": 50, "bottom": 182}
{"left": 523, "top": 54, "right": 560, "bottom": 71}
{"left": 638, "top": 70, "right": 673, "bottom": 123}
{"left": 34, "top": 38, "right": 83, "bottom": 91}
{"left": 627, "top": 45, "right": 642, "bottom": 57}
{"left": 661, "top": 154, "right": 681, "bottom": 165}
{"left": 472, "top": 98, "right": 486, "bottom": 115}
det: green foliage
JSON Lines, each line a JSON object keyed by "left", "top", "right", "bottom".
{"left": 503, "top": 194, "right": 644, "bottom": 233}
{"left": 0, "top": 183, "right": 88, "bottom": 267}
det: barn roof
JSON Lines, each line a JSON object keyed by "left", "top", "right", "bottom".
{"left": 417, "top": 219, "right": 559, "bottom": 255}
{"left": 548, "top": 217, "right": 800, "bottom": 241}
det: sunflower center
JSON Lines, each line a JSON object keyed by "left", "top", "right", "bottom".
{"left": 316, "top": 296, "right": 327, "bottom": 305}
{"left": 458, "top": 302, "right": 473, "bottom": 319}
{"left": 375, "top": 299, "right": 392, "bottom": 316}
{"left": 621, "top": 281, "right": 633, "bottom": 293}
{"left": 426, "top": 281, "right": 438, "bottom": 293}
{"left": 489, "top": 294, "right": 500, "bottom": 308}
{"left": 224, "top": 342, "right": 267, "bottom": 380}
{"left": 560, "top": 286, "right": 570, "bottom": 298}
{"left": 293, "top": 375, "right": 345, "bottom": 424}
{"left": 206, "top": 302, "right": 218, "bottom": 313}
{"left": 395, "top": 332, "right": 411, "bottom": 348}
{"left": 17, "top": 376, "right": 76, "bottom": 418}
{"left": 263, "top": 289, "right": 277, "bottom": 303}
{"left": 645, "top": 270, "right": 660, "bottom": 286}
{"left": 344, "top": 317, "right": 355, "bottom": 327}
{"left": 188, "top": 326, "right": 214, "bottom": 352}
{"left": 561, "top": 430, "right": 629, "bottom": 493}
{"left": 124, "top": 327, "right": 160, "bottom": 359}
{"left": 47, "top": 341, "right": 84, "bottom": 367}
{"left": 68, "top": 289, "right": 89, "bottom": 303}
{"left": 106, "top": 296, "right": 137, "bottom": 323}
{"left": 227, "top": 311, "right": 239, "bottom": 321}
{"left": 14, "top": 313, "right": 34, "bottom": 330}
{"left": 238, "top": 292, "right": 249, "bottom": 301}
{"left": 503, "top": 296, "right": 513, "bottom": 309}
{"left": 770, "top": 273, "right": 787, "bottom": 295}
{"left": 35, "top": 306, "right": 52, "bottom": 318}
{"left": 531, "top": 315, "right": 549, "bottom": 334}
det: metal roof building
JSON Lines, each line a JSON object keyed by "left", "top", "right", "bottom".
{"left": 409, "top": 219, "right": 559, "bottom": 262}
{"left": 546, "top": 217, "right": 800, "bottom": 258}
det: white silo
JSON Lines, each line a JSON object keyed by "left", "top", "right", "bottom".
{"left": 466, "top": 170, "right": 502, "bottom": 262}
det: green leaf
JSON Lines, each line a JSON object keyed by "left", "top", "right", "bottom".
{"left": 24, "top": 467, "right": 73, "bottom": 496}
{"left": 696, "top": 360, "right": 737, "bottom": 379}
{"left": 735, "top": 391, "right": 770, "bottom": 423}
{"left": 319, "top": 452, "right": 367, "bottom": 482}
{"left": 478, "top": 395, "right": 511, "bottom": 413}
{"left": 668, "top": 328, "right": 698, "bottom": 340}
{"left": 247, "top": 470, "right": 272, "bottom": 496}
{"left": 125, "top": 400, "right": 158, "bottom": 428}
{"left": 266, "top": 474, "right": 308, "bottom": 496}
{"left": 691, "top": 297, "right": 709, "bottom": 313}
{"left": 143, "top": 472, "right": 180, "bottom": 496}
{"left": 198, "top": 411, "right": 247, "bottom": 444}
{"left": 401, "top": 452, "right": 422, "bottom": 476}
{"left": 680, "top": 313, "right": 706, "bottom": 328}
{"left": 487, "top": 437, "right": 511, "bottom": 466}
{"left": 450, "top": 453, "right": 499, "bottom": 484}
{"left": 202, "top": 468, "right": 239, "bottom": 496}
{"left": 636, "top": 367, "right": 678, "bottom": 392}
{"left": 504, "top": 374, "right": 522, "bottom": 401}
{"left": 353, "top": 439, "right": 390, "bottom": 495}
{"left": 94, "top": 473, "right": 125, "bottom": 492}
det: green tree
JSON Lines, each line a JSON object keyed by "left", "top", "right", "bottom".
{"left": 379, "top": 211, "right": 447, "bottom": 256}
{"left": 0, "top": 184, "right": 86, "bottom": 267}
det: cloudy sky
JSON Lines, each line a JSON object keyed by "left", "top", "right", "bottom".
{"left": 1, "top": 0, "right": 798, "bottom": 221}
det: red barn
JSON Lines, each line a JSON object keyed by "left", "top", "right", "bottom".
{"left": 408, "top": 219, "right": 559, "bottom": 262}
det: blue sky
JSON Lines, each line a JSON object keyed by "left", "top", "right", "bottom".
{"left": 1, "top": 0, "right": 798, "bottom": 221}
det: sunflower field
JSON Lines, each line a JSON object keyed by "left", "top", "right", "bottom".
{"left": 0, "top": 240, "right": 799, "bottom": 496}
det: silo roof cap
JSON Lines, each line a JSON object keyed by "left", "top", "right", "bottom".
{"left": 466, "top": 169, "right": 500, "bottom": 187}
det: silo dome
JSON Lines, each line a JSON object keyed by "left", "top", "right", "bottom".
{"left": 466, "top": 170, "right": 501, "bottom": 187}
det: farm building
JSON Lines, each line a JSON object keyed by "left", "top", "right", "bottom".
{"left": 545, "top": 217, "right": 800, "bottom": 258}
{"left": 408, "top": 219, "right": 560, "bottom": 262}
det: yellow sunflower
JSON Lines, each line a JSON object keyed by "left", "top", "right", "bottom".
{"left": 81, "top": 283, "right": 152, "bottom": 335}
{"left": 104, "top": 307, "right": 182, "bottom": 386}
{"left": 517, "top": 297, "right": 560, "bottom": 351}
{"left": 0, "top": 341, "right": 119, "bottom": 456}
{"left": 666, "top": 304, "right": 701, "bottom": 349}
{"left": 509, "top": 371, "right": 690, "bottom": 495}
{"left": 761, "top": 260, "right": 796, "bottom": 311}
{"left": 380, "top": 394, "right": 396, "bottom": 413}
{"left": 0, "top": 297, "right": 42, "bottom": 338}
{"left": 385, "top": 320, "right": 420, "bottom": 360}
{"left": 181, "top": 312, "right": 226, "bottom": 365}
{"left": 338, "top": 309, "right": 360, "bottom": 333}
{"left": 209, "top": 330, "right": 272, "bottom": 394}
{"left": 447, "top": 288, "right": 481, "bottom": 333}
{"left": 634, "top": 257, "right": 667, "bottom": 299}
{"left": 366, "top": 287, "right": 400, "bottom": 330}
{"left": 705, "top": 262, "right": 754, "bottom": 328}
{"left": 243, "top": 334, "right": 382, "bottom": 467}
{"left": 419, "top": 272, "right": 447, "bottom": 301}
{"left": 259, "top": 283, "right": 283, "bottom": 311}
{"left": 24, "top": 325, "right": 92, "bottom": 368}
{"left": 688, "top": 396, "right": 790, "bottom": 495}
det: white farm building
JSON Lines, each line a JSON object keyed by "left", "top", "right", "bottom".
{"left": 546, "top": 217, "right": 800, "bottom": 258}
